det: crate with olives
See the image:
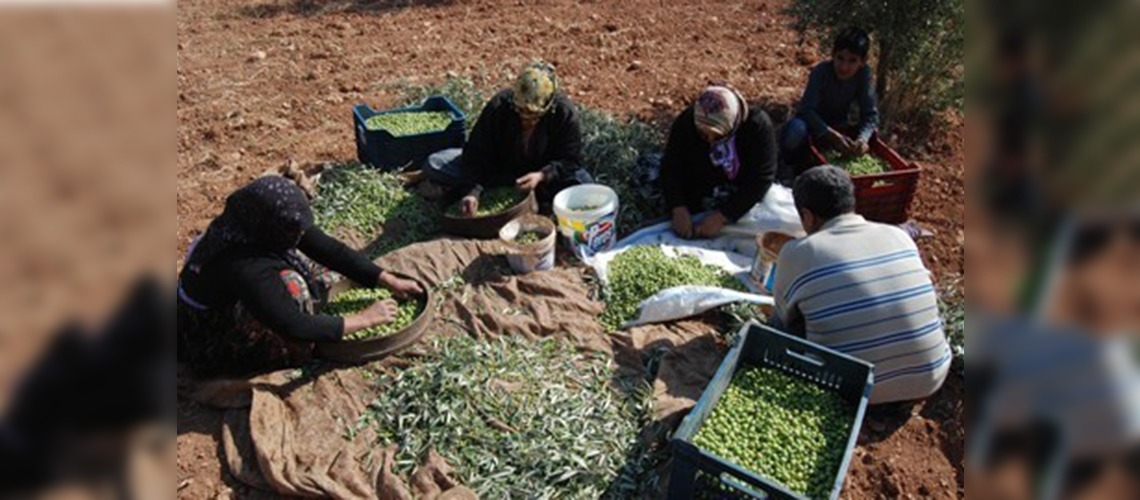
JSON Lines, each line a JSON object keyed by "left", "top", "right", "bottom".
{"left": 669, "top": 322, "right": 874, "bottom": 499}
{"left": 352, "top": 96, "right": 465, "bottom": 170}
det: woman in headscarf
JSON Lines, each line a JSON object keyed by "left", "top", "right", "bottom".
{"left": 660, "top": 85, "right": 778, "bottom": 238}
{"left": 421, "top": 61, "right": 589, "bottom": 214}
{"left": 176, "top": 176, "right": 423, "bottom": 378}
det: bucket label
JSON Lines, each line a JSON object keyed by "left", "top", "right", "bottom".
{"left": 566, "top": 212, "right": 616, "bottom": 258}
{"left": 763, "top": 262, "right": 778, "bottom": 294}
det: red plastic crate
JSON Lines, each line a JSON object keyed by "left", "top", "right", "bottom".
{"left": 809, "top": 134, "right": 921, "bottom": 224}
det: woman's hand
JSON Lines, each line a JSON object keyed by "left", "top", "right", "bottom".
{"left": 695, "top": 211, "right": 727, "bottom": 239}
{"left": 361, "top": 298, "right": 398, "bottom": 323}
{"left": 515, "top": 171, "right": 544, "bottom": 191}
{"left": 379, "top": 271, "right": 424, "bottom": 298}
{"left": 341, "top": 298, "right": 398, "bottom": 337}
{"left": 672, "top": 206, "right": 693, "bottom": 239}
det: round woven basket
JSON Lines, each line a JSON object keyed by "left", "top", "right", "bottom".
{"left": 315, "top": 276, "right": 434, "bottom": 363}
{"left": 440, "top": 190, "right": 537, "bottom": 239}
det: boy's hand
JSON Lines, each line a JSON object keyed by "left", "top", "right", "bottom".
{"left": 853, "top": 140, "right": 869, "bottom": 155}
{"left": 824, "top": 128, "right": 851, "bottom": 152}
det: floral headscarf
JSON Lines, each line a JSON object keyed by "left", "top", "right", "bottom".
{"left": 511, "top": 61, "right": 559, "bottom": 117}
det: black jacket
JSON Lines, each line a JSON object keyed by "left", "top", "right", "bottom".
{"left": 178, "top": 227, "right": 382, "bottom": 341}
{"left": 462, "top": 89, "right": 584, "bottom": 189}
{"left": 660, "top": 106, "right": 778, "bottom": 221}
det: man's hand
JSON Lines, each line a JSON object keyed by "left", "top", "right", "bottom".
{"left": 695, "top": 211, "right": 727, "bottom": 239}
{"left": 378, "top": 271, "right": 424, "bottom": 298}
{"left": 461, "top": 195, "right": 479, "bottom": 216}
{"left": 671, "top": 206, "right": 693, "bottom": 239}
{"left": 852, "top": 139, "right": 869, "bottom": 155}
{"left": 515, "top": 171, "right": 545, "bottom": 191}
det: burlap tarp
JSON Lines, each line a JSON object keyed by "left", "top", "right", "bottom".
{"left": 189, "top": 239, "right": 731, "bottom": 498}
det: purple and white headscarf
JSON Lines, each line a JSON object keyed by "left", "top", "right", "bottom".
{"left": 694, "top": 86, "right": 749, "bottom": 180}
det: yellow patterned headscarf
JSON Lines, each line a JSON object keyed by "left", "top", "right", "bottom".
{"left": 512, "top": 61, "right": 558, "bottom": 116}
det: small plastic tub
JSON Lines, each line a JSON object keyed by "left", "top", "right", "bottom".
{"left": 499, "top": 214, "right": 557, "bottom": 274}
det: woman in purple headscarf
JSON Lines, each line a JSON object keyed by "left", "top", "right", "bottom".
{"left": 176, "top": 176, "right": 422, "bottom": 377}
{"left": 660, "top": 85, "right": 778, "bottom": 239}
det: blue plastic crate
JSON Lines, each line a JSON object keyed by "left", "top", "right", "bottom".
{"left": 353, "top": 96, "right": 466, "bottom": 171}
{"left": 669, "top": 322, "right": 874, "bottom": 499}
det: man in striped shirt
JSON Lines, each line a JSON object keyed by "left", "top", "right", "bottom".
{"left": 773, "top": 165, "right": 950, "bottom": 404}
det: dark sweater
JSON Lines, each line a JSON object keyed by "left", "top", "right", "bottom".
{"left": 660, "top": 106, "right": 778, "bottom": 221}
{"left": 178, "top": 227, "right": 382, "bottom": 342}
{"left": 462, "top": 89, "right": 584, "bottom": 189}
{"left": 795, "top": 61, "right": 879, "bottom": 143}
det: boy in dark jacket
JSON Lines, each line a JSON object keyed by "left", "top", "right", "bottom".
{"left": 780, "top": 27, "right": 880, "bottom": 182}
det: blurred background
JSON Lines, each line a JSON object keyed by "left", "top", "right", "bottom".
{"left": 968, "top": 0, "right": 1140, "bottom": 498}
{"left": 0, "top": 6, "right": 175, "bottom": 498}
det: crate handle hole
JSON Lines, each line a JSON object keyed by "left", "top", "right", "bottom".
{"left": 785, "top": 349, "right": 825, "bottom": 367}
{"left": 720, "top": 473, "right": 771, "bottom": 499}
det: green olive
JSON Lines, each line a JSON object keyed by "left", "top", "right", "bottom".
{"left": 364, "top": 111, "right": 452, "bottom": 137}
{"left": 823, "top": 151, "right": 887, "bottom": 176}
{"left": 323, "top": 287, "right": 423, "bottom": 340}
{"left": 446, "top": 186, "right": 527, "bottom": 217}
{"left": 515, "top": 230, "right": 544, "bottom": 244}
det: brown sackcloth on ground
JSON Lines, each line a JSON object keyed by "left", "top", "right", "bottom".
{"left": 377, "top": 239, "right": 613, "bottom": 352}
{"left": 612, "top": 320, "right": 729, "bottom": 425}
{"left": 187, "top": 238, "right": 730, "bottom": 498}
{"left": 212, "top": 366, "right": 473, "bottom": 499}
{"left": 381, "top": 240, "right": 731, "bottom": 422}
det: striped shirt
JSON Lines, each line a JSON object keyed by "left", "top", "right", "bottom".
{"left": 774, "top": 214, "right": 950, "bottom": 404}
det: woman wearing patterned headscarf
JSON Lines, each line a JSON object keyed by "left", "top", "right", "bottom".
{"left": 176, "top": 176, "right": 422, "bottom": 377}
{"left": 660, "top": 85, "right": 778, "bottom": 238}
{"left": 421, "top": 61, "right": 589, "bottom": 214}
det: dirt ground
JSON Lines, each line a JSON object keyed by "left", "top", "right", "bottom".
{"left": 177, "top": 0, "right": 965, "bottom": 498}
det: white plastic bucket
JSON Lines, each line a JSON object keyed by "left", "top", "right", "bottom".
{"left": 552, "top": 184, "right": 619, "bottom": 259}
{"left": 499, "top": 214, "right": 557, "bottom": 274}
